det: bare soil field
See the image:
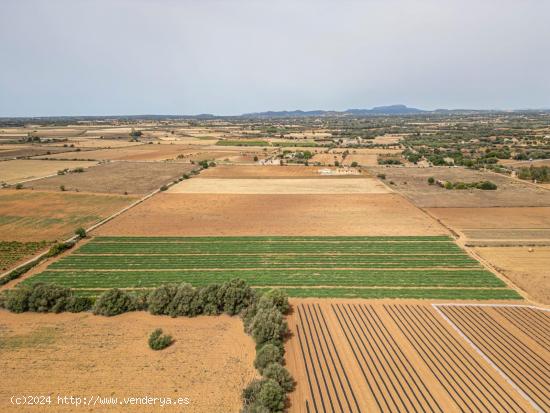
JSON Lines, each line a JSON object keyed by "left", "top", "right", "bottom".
{"left": 28, "top": 162, "right": 195, "bottom": 195}
{"left": 371, "top": 166, "right": 550, "bottom": 207}
{"left": 438, "top": 304, "right": 550, "bottom": 411}
{"left": 0, "top": 190, "right": 137, "bottom": 242}
{"left": 0, "top": 159, "right": 98, "bottom": 184}
{"left": 372, "top": 134, "right": 403, "bottom": 145}
{"left": 167, "top": 178, "right": 390, "bottom": 194}
{"left": 47, "top": 138, "right": 146, "bottom": 149}
{"left": 34, "top": 145, "right": 199, "bottom": 162}
{"left": 285, "top": 300, "right": 535, "bottom": 412}
{"left": 341, "top": 153, "right": 379, "bottom": 167}
{"left": 0, "top": 145, "right": 78, "bottom": 160}
{"left": 426, "top": 207, "right": 550, "bottom": 244}
{"left": 95, "top": 193, "right": 447, "bottom": 236}
{"left": 0, "top": 311, "right": 256, "bottom": 413}
{"left": 500, "top": 159, "right": 550, "bottom": 168}
{"left": 474, "top": 247, "right": 550, "bottom": 304}
{"left": 199, "top": 165, "right": 369, "bottom": 178}
{"left": 311, "top": 153, "right": 342, "bottom": 165}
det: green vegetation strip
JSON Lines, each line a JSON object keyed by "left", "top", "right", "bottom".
{"left": 256, "top": 288, "right": 522, "bottom": 300}
{"left": 26, "top": 236, "right": 519, "bottom": 299}
{"left": 24, "top": 269, "right": 503, "bottom": 288}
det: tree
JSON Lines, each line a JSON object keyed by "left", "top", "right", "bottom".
{"left": 254, "top": 344, "right": 283, "bottom": 373}
{"left": 93, "top": 289, "right": 135, "bottom": 316}
{"left": 262, "top": 363, "right": 294, "bottom": 392}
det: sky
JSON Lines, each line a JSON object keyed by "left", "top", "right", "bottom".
{"left": 1, "top": 0, "right": 549, "bottom": 116}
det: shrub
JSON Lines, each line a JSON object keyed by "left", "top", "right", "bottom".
{"left": 133, "top": 290, "right": 150, "bottom": 311}
{"left": 159, "top": 185, "right": 168, "bottom": 191}
{"left": 218, "top": 279, "right": 257, "bottom": 315}
{"left": 259, "top": 289, "right": 289, "bottom": 314}
{"left": 254, "top": 344, "right": 283, "bottom": 373}
{"left": 148, "top": 284, "right": 178, "bottom": 315}
{"left": 377, "top": 173, "right": 386, "bottom": 180}
{"left": 27, "top": 283, "right": 72, "bottom": 313}
{"left": 46, "top": 242, "right": 72, "bottom": 258}
{"left": 64, "top": 296, "right": 93, "bottom": 312}
{"left": 262, "top": 363, "right": 294, "bottom": 392}
{"left": 255, "top": 379, "right": 285, "bottom": 413}
{"left": 75, "top": 227, "right": 86, "bottom": 238}
{"left": 350, "top": 161, "right": 358, "bottom": 167}
{"left": 444, "top": 181, "right": 453, "bottom": 190}
{"left": 15, "top": 183, "right": 23, "bottom": 189}
{"left": 243, "top": 378, "right": 264, "bottom": 405}
{"left": 251, "top": 307, "right": 288, "bottom": 347}
{"left": 148, "top": 328, "right": 173, "bottom": 350}
{"left": 93, "top": 288, "right": 135, "bottom": 316}
{"left": 1, "top": 283, "right": 90, "bottom": 314}
{"left": 167, "top": 283, "right": 202, "bottom": 317}
{"left": 60, "top": 185, "right": 66, "bottom": 191}
{"left": 477, "top": 181, "right": 497, "bottom": 190}
{"left": 253, "top": 156, "right": 259, "bottom": 162}
{"left": 428, "top": 177, "right": 435, "bottom": 185}
{"left": 198, "top": 284, "right": 222, "bottom": 315}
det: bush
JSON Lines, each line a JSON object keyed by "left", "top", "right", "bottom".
{"left": 255, "top": 379, "right": 285, "bottom": 413}
{"left": 133, "top": 290, "right": 150, "bottom": 311}
{"left": 60, "top": 185, "right": 66, "bottom": 191}
{"left": 46, "top": 242, "right": 72, "bottom": 258}
{"left": 198, "top": 284, "right": 222, "bottom": 315}
{"left": 75, "top": 227, "right": 86, "bottom": 238}
{"left": 15, "top": 183, "right": 23, "bottom": 189}
{"left": 259, "top": 289, "right": 289, "bottom": 315}
{"left": 262, "top": 363, "right": 294, "bottom": 392}
{"left": 148, "top": 328, "right": 173, "bottom": 350}
{"left": 254, "top": 344, "right": 283, "bottom": 373}
{"left": 218, "top": 279, "right": 256, "bottom": 315}
{"left": 93, "top": 288, "right": 135, "bottom": 316}
{"left": 28, "top": 283, "right": 73, "bottom": 313}
{"left": 251, "top": 307, "right": 288, "bottom": 347}
{"left": 148, "top": 284, "right": 178, "bottom": 315}
{"left": 167, "top": 283, "right": 202, "bottom": 317}
{"left": 377, "top": 173, "right": 386, "bottom": 180}
{"left": 428, "top": 177, "right": 435, "bottom": 185}
{"left": 1, "top": 283, "right": 90, "bottom": 314}
{"left": 159, "top": 185, "right": 168, "bottom": 191}
{"left": 243, "top": 378, "right": 264, "bottom": 405}
{"left": 350, "top": 161, "right": 358, "bottom": 167}
{"left": 64, "top": 296, "right": 93, "bottom": 312}
{"left": 477, "top": 181, "right": 497, "bottom": 190}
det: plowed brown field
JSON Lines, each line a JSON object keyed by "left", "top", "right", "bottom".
{"left": 95, "top": 193, "right": 447, "bottom": 236}
{"left": 437, "top": 304, "right": 550, "bottom": 412}
{"left": 285, "top": 300, "right": 538, "bottom": 413}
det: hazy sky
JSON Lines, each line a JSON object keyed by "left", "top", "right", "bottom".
{"left": 1, "top": 0, "right": 549, "bottom": 116}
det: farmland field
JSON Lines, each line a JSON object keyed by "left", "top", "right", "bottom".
{"left": 436, "top": 304, "right": 550, "bottom": 412}
{"left": 0, "top": 159, "right": 98, "bottom": 184}
{"left": 28, "top": 161, "right": 196, "bottom": 195}
{"left": 24, "top": 236, "right": 519, "bottom": 299}
{"left": 95, "top": 193, "right": 448, "bottom": 236}
{"left": 0, "top": 240, "right": 51, "bottom": 271}
{"left": 285, "top": 302, "right": 535, "bottom": 412}
{"left": 0, "top": 190, "right": 138, "bottom": 242}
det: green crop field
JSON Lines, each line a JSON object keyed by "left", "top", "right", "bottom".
{"left": 23, "top": 236, "right": 521, "bottom": 299}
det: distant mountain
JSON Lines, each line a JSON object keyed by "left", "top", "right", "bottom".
{"left": 242, "top": 105, "right": 425, "bottom": 118}
{"left": 345, "top": 105, "right": 425, "bottom": 115}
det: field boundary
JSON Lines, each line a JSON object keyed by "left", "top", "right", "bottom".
{"left": 432, "top": 303, "right": 549, "bottom": 413}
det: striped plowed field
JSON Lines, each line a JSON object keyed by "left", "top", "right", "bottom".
{"left": 437, "top": 305, "right": 550, "bottom": 412}
{"left": 285, "top": 301, "right": 536, "bottom": 412}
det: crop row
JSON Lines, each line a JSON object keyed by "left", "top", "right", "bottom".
{"left": 264, "top": 288, "right": 522, "bottom": 300}
{"left": 25, "top": 269, "right": 503, "bottom": 288}
{"left": 49, "top": 255, "right": 480, "bottom": 270}
{"left": 77, "top": 242, "right": 463, "bottom": 255}
{"left": 92, "top": 236, "right": 453, "bottom": 243}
